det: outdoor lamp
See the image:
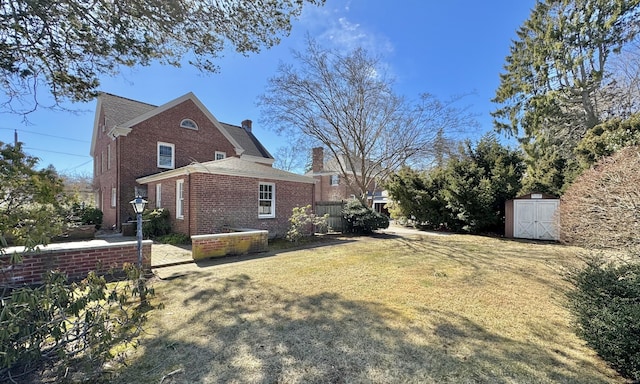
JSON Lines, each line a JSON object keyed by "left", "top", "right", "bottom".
{"left": 130, "top": 195, "right": 147, "bottom": 215}
{"left": 129, "top": 195, "right": 147, "bottom": 270}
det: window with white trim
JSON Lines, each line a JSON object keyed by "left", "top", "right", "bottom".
{"left": 180, "top": 119, "right": 198, "bottom": 130}
{"left": 258, "top": 183, "right": 275, "bottom": 218}
{"left": 155, "top": 184, "right": 162, "bottom": 208}
{"left": 330, "top": 174, "right": 340, "bottom": 186}
{"left": 111, "top": 187, "right": 117, "bottom": 207}
{"left": 176, "top": 179, "right": 184, "bottom": 219}
{"left": 107, "top": 144, "right": 112, "bottom": 170}
{"left": 215, "top": 151, "right": 226, "bottom": 161}
{"left": 157, "top": 142, "right": 175, "bottom": 169}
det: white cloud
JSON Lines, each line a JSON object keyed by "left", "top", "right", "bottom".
{"left": 297, "top": 2, "right": 394, "bottom": 56}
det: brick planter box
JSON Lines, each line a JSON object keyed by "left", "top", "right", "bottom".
{"left": 191, "top": 229, "right": 268, "bottom": 261}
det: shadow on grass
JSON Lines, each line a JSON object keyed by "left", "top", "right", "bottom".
{"left": 189, "top": 236, "right": 357, "bottom": 270}
{"left": 383, "top": 234, "right": 575, "bottom": 295}
{"left": 108, "top": 274, "right": 614, "bottom": 384}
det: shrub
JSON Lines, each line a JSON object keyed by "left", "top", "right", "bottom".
{"left": 566, "top": 256, "right": 640, "bottom": 381}
{"left": 286, "top": 205, "right": 329, "bottom": 243}
{"left": 560, "top": 146, "right": 640, "bottom": 251}
{"left": 142, "top": 208, "right": 171, "bottom": 238}
{"left": 342, "top": 200, "right": 389, "bottom": 234}
{"left": 156, "top": 232, "right": 191, "bottom": 245}
{"left": 0, "top": 264, "right": 155, "bottom": 381}
{"left": 80, "top": 206, "right": 103, "bottom": 229}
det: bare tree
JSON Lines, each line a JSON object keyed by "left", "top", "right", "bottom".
{"left": 259, "top": 38, "right": 475, "bottom": 203}
{"left": 272, "top": 136, "right": 314, "bottom": 173}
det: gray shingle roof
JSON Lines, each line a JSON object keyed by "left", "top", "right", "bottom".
{"left": 100, "top": 93, "right": 156, "bottom": 127}
{"left": 220, "top": 122, "right": 273, "bottom": 159}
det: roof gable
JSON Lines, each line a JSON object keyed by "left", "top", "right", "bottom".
{"left": 90, "top": 93, "right": 156, "bottom": 156}
{"left": 90, "top": 92, "right": 274, "bottom": 163}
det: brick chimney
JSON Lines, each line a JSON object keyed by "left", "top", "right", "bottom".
{"left": 241, "top": 119, "right": 252, "bottom": 133}
{"left": 312, "top": 147, "right": 324, "bottom": 173}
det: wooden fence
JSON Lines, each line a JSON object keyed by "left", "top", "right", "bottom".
{"left": 315, "top": 201, "right": 345, "bottom": 232}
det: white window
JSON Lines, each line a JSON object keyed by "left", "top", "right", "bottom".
{"left": 155, "top": 184, "right": 162, "bottom": 208}
{"left": 215, "top": 151, "right": 226, "bottom": 161}
{"left": 107, "top": 144, "right": 112, "bottom": 170}
{"left": 180, "top": 119, "right": 198, "bottom": 130}
{"left": 176, "top": 179, "right": 184, "bottom": 219}
{"left": 258, "top": 183, "right": 275, "bottom": 218}
{"left": 111, "top": 187, "right": 117, "bottom": 208}
{"left": 157, "top": 142, "right": 175, "bottom": 169}
{"left": 101, "top": 151, "right": 105, "bottom": 173}
{"left": 330, "top": 174, "right": 340, "bottom": 186}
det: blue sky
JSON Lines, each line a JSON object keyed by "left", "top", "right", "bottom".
{"left": 0, "top": 0, "right": 535, "bottom": 175}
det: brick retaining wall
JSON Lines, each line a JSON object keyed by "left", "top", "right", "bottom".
{"left": 0, "top": 240, "right": 152, "bottom": 286}
{"left": 191, "top": 230, "right": 268, "bottom": 261}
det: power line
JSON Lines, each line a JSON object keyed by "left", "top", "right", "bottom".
{"left": 24, "top": 147, "right": 90, "bottom": 158}
{"left": 61, "top": 159, "right": 93, "bottom": 172}
{"left": 0, "top": 127, "right": 90, "bottom": 143}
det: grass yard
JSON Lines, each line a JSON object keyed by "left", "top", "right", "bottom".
{"left": 109, "top": 232, "right": 623, "bottom": 383}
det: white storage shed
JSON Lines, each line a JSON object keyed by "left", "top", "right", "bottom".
{"left": 505, "top": 193, "right": 560, "bottom": 241}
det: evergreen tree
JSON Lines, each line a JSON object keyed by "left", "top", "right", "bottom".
{"left": 1, "top": 0, "right": 324, "bottom": 113}
{"left": 492, "top": 0, "right": 640, "bottom": 192}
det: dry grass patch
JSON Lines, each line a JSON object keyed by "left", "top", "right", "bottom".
{"left": 109, "top": 233, "right": 623, "bottom": 383}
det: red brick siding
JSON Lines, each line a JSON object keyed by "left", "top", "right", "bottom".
{"left": 145, "top": 174, "right": 314, "bottom": 237}
{"left": 190, "top": 174, "right": 314, "bottom": 237}
{"left": 93, "top": 107, "right": 119, "bottom": 228}
{"left": 0, "top": 241, "right": 152, "bottom": 286}
{"left": 93, "top": 99, "right": 239, "bottom": 229}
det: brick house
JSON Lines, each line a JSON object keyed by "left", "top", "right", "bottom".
{"left": 136, "top": 157, "right": 315, "bottom": 237}
{"left": 91, "top": 92, "right": 315, "bottom": 235}
{"left": 307, "top": 147, "right": 389, "bottom": 214}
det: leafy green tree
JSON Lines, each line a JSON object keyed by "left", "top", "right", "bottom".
{"left": 576, "top": 113, "right": 640, "bottom": 166}
{"left": 386, "top": 135, "right": 524, "bottom": 234}
{"left": 385, "top": 166, "right": 454, "bottom": 230}
{"left": 0, "top": 142, "right": 156, "bottom": 381}
{"left": 0, "top": 142, "right": 67, "bottom": 246}
{"left": 443, "top": 135, "right": 525, "bottom": 233}
{"left": 1, "top": 0, "right": 324, "bottom": 113}
{"left": 492, "top": 0, "right": 640, "bottom": 192}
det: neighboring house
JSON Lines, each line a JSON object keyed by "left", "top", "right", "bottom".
{"left": 307, "top": 147, "right": 389, "bottom": 214}
{"left": 91, "top": 92, "right": 315, "bottom": 236}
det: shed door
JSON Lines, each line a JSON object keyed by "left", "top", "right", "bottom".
{"left": 513, "top": 200, "right": 559, "bottom": 240}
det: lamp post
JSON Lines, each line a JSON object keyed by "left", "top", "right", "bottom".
{"left": 129, "top": 195, "right": 147, "bottom": 268}
{"left": 130, "top": 195, "right": 147, "bottom": 305}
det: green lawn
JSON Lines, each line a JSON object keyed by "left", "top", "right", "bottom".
{"left": 109, "top": 232, "right": 622, "bottom": 383}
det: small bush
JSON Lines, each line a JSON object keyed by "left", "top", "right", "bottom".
{"left": 0, "top": 264, "right": 155, "bottom": 381}
{"left": 566, "top": 256, "right": 640, "bottom": 381}
{"left": 156, "top": 233, "right": 191, "bottom": 245}
{"left": 286, "top": 205, "right": 329, "bottom": 243}
{"left": 560, "top": 146, "right": 640, "bottom": 251}
{"left": 80, "top": 206, "right": 103, "bottom": 229}
{"left": 142, "top": 208, "right": 171, "bottom": 238}
{"left": 342, "top": 200, "right": 389, "bottom": 234}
